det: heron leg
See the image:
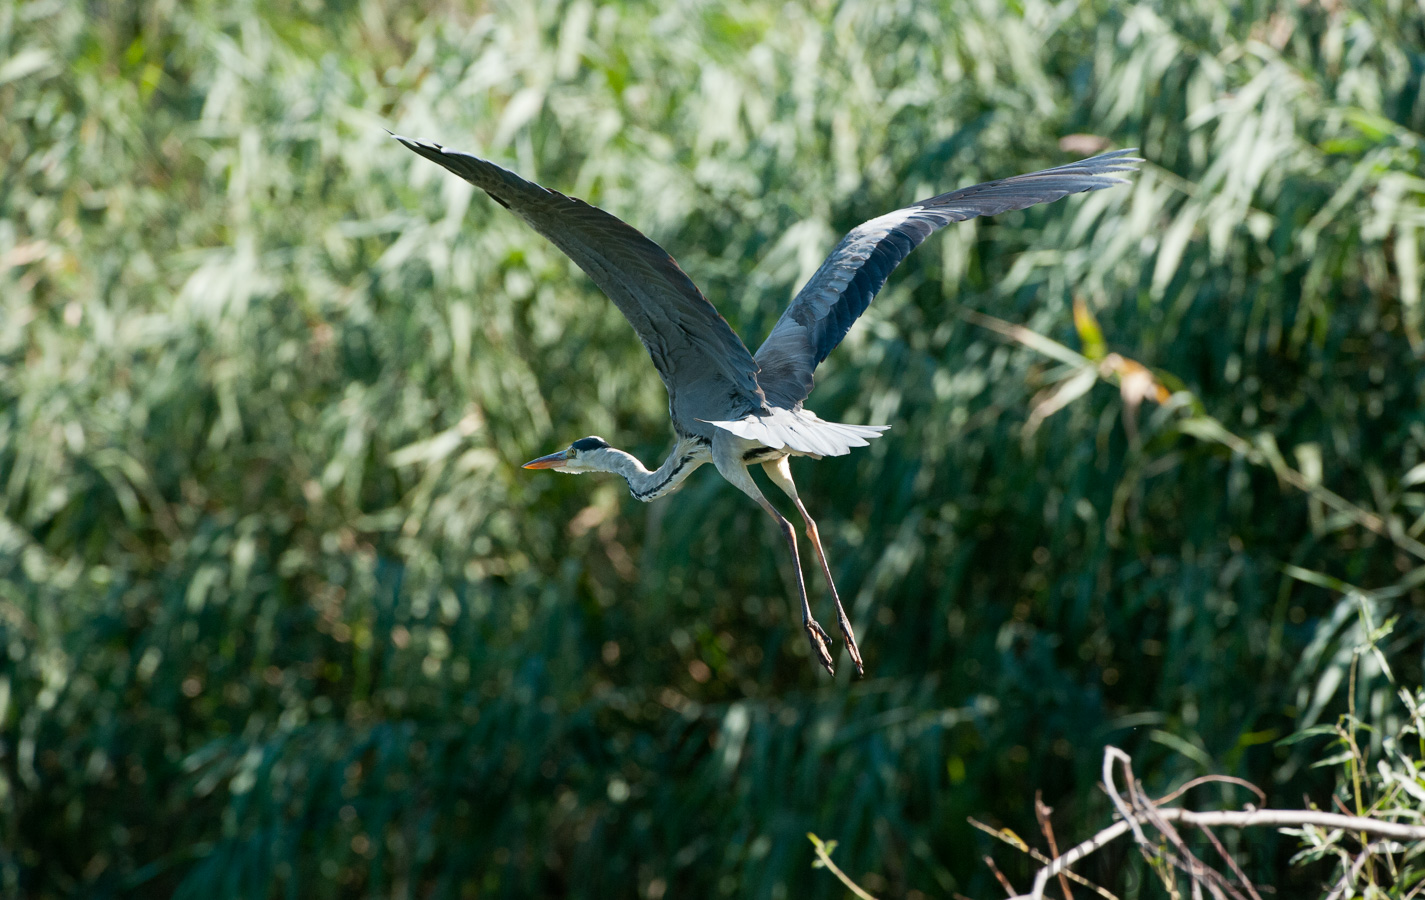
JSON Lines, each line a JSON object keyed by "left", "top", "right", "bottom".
{"left": 711, "top": 450, "right": 834, "bottom": 675}
{"left": 763, "top": 457, "right": 864, "bottom": 677}
{"left": 767, "top": 502, "right": 836, "bottom": 676}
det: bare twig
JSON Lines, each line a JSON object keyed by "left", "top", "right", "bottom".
{"left": 968, "top": 817, "right": 1119, "bottom": 900}
{"left": 1194, "top": 822, "right": 1262, "bottom": 900}
{"left": 985, "top": 854, "right": 1017, "bottom": 896}
{"left": 1155, "top": 775, "right": 1266, "bottom": 808}
{"left": 1014, "top": 818, "right": 1133, "bottom": 899}
{"left": 1129, "top": 776, "right": 1246, "bottom": 900}
{"left": 1036, "top": 792, "right": 1074, "bottom": 900}
{"left": 1103, "top": 747, "right": 1150, "bottom": 847}
{"left": 1163, "top": 808, "right": 1425, "bottom": 839}
{"left": 1009, "top": 748, "right": 1425, "bottom": 900}
{"left": 806, "top": 834, "right": 879, "bottom": 900}
{"left": 1013, "top": 806, "right": 1425, "bottom": 900}
{"left": 969, "top": 817, "right": 1030, "bottom": 853}
{"left": 1137, "top": 796, "right": 1243, "bottom": 900}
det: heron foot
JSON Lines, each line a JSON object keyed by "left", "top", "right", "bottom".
{"left": 837, "top": 611, "right": 864, "bottom": 678}
{"left": 804, "top": 618, "right": 835, "bottom": 676}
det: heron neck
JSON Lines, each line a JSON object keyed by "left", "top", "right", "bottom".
{"left": 594, "top": 441, "right": 705, "bottom": 502}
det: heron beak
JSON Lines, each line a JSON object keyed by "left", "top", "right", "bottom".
{"left": 522, "top": 449, "right": 570, "bottom": 469}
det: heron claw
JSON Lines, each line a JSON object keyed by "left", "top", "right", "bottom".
{"left": 805, "top": 619, "right": 835, "bottom": 676}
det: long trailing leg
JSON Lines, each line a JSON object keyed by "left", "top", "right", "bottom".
{"left": 710, "top": 449, "right": 835, "bottom": 675}
{"left": 766, "top": 499, "right": 836, "bottom": 676}
{"left": 763, "top": 456, "right": 864, "bottom": 677}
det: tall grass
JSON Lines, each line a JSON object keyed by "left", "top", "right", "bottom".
{"left": 2, "top": 0, "right": 1423, "bottom": 896}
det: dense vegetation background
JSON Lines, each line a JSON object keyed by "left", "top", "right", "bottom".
{"left": 3, "top": 0, "right": 1425, "bottom": 896}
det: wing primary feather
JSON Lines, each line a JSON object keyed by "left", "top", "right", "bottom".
{"left": 754, "top": 149, "right": 1139, "bottom": 409}
{"left": 394, "top": 134, "right": 769, "bottom": 437}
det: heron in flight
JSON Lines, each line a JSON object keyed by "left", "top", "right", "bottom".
{"left": 396, "top": 134, "right": 1137, "bottom": 677}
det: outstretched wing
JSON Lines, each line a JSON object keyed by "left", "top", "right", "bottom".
{"left": 754, "top": 149, "right": 1140, "bottom": 408}
{"left": 395, "top": 136, "right": 767, "bottom": 436}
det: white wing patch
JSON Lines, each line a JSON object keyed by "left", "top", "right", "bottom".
{"left": 702, "top": 407, "right": 889, "bottom": 457}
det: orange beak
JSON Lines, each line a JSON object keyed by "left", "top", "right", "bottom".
{"left": 522, "top": 450, "right": 570, "bottom": 469}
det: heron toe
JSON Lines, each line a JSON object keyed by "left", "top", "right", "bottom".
{"left": 805, "top": 619, "right": 836, "bottom": 676}
{"left": 837, "top": 614, "right": 864, "bottom": 678}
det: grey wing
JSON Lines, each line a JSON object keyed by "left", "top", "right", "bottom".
{"left": 395, "top": 136, "right": 767, "bottom": 436}
{"left": 754, "top": 149, "right": 1140, "bottom": 408}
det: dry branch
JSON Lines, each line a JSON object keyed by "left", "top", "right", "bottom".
{"left": 1004, "top": 747, "right": 1425, "bottom": 900}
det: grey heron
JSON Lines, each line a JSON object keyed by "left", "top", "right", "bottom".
{"left": 396, "top": 134, "right": 1137, "bottom": 677}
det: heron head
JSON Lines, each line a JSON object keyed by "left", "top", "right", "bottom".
{"left": 521, "top": 436, "right": 612, "bottom": 474}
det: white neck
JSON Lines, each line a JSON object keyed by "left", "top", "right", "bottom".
{"left": 587, "top": 438, "right": 708, "bottom": 501}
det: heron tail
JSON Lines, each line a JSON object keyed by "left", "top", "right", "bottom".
{"left": 702, "top": 408, "right": 889, "bottom": 458}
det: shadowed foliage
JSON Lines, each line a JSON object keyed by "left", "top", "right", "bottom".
{"left": 2, "top": 0, "right": 1424, "bottom": 897}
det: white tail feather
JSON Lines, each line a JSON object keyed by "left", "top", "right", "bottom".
{"left": 702, "top": 409, "right": 889, "bottom": 457}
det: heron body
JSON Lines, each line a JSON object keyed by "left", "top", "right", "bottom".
{"left": 396, "top": 134, "right": 1138, "bottom": 677}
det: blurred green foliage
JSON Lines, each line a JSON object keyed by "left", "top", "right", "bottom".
{"left": 2, "top": 0, "right": 1424, "bottom": 896}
